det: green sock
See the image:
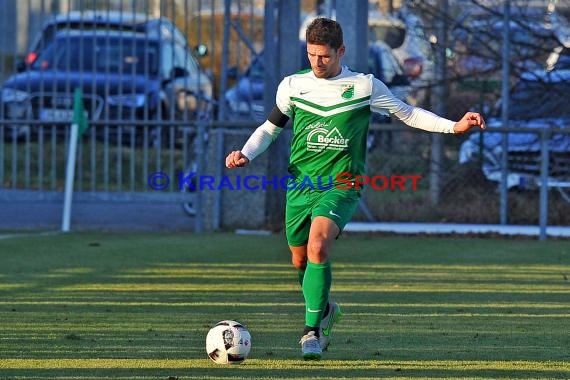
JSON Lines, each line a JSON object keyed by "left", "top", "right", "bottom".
{"left": 302, "top": 261, "right": 332, "bottom": 327}
{"left": 298, "top": 269, "right": 305, "bottom": 287}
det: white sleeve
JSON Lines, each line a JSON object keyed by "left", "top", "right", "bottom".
{"left": 241, "top": 76, "right": 292, "bottom": 161}
{"left": 370, "top": 78, "right": 456, "bottom": 134}
{"left": 241, "top": 120, "right": 283, "bottom": 161}
{"left": 275, "top": 76, "right": 294, "bottom": 117}
{"left": 397, "top": 107, "right": 456, "bottom": 133}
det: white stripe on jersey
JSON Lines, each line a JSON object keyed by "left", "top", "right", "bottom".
{"left": 276, "top": 66, "right": 456, "bottom": 134}
{"left": 293, "top": 98, "right": 370, "bottom": 118}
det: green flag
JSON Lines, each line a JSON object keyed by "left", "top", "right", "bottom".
{"left": 72, "top": 87, "right": 88, "bottom": 137}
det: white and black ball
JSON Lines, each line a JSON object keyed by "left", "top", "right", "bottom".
{"left": 205, "top": 320, "right": 251, "bottom": 364}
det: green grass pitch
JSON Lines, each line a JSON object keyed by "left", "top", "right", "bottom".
{"left": 0, "top": 232, "right": 568, "bottom": 379}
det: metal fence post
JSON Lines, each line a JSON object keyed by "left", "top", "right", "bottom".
{"left": 499, "top": 0, "right": 511, "bottom": 225}
{"left": 336, "top": 0, "right": 368, "bottom": 74}
{"left": 195, "top": 121, "right": 206, "bottom": 234}
{"left": 213, "top": 128, "right": 225, "bottom": 230}
{"left": 429, "top": 0, "right": 449, "bottom": 206}
{"left": 218, "top": 0, "right": 232, "bottom": 121}
{"left": 539, "top": 128, "right": 550, "bottom": 241}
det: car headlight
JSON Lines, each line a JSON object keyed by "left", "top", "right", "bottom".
{"left": 1, "top": 88, "right": 30, "bottom": 103}
{"left": 107, "top": 93, "right": 146, "bottom": 107}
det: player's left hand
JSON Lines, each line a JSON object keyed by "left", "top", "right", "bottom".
{"left": 453, "top": 112, "right": 486, "bottom": 134}
{"left": 225, "top": 150, "right": 250, "bottom": 168}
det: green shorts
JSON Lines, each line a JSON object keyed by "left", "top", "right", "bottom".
{"left": 285, "top": 183, "right": 361, "bottom": 247}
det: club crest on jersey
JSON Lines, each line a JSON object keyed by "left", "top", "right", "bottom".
{"left": 306, "top": 126, "right": 349, "bottom": 151}
{"left": 341, "top": 84, "right": 354, "bottom": 99}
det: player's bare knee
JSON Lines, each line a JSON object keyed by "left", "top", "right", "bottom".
{"left": 307, "top": 239, "right": 328, "bottom": 263}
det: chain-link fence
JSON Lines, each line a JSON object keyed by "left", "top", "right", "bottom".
{"left": 1, "top": 0, "right": 569, "bottom": 235}
{"left": 358, "top": 122, "right": 570, "bottom": 226}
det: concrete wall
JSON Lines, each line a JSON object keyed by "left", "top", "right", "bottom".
{"left": 201, "top": 128, "right": 292, "bottom": 232}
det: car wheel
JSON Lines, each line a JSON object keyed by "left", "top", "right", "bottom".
{"left": 180, "top": 161, "right": 198, "bottom": 217}
{"left": 181, "top": 194, "right": 196, "bottom": 216}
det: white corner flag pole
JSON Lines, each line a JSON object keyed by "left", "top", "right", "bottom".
{"left": 61, "top": 122, "right": 79, "bottom": 232}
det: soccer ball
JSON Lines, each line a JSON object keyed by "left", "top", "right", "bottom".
{"left": 206, "top": 320, "right": 251, "bottom": 364}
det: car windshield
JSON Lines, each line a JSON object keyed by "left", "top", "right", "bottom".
{"left": 31, "top": 34, "right": 159, "bottom": 75}
{"left": 509, "top": 79, "right": 570, "bottom": 120}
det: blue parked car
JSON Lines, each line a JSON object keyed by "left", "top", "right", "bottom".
{"left": 2, "top": 25, "right": 213, "bottom": 142}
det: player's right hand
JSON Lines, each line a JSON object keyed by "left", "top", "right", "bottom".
{"left": 225, "top": 151, "right": 250, "bottom": 168}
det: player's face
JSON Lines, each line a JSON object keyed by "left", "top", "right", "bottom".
{"left": 306, "top": 43, "right": 345, "bottom": 78}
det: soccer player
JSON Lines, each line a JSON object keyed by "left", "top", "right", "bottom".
{"left": 225, "top": 17, "right": 485, "bottom": 360}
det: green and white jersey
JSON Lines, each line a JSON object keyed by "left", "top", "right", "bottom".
{"left": 275, "top": 66, "right": 455, "bottom": 185}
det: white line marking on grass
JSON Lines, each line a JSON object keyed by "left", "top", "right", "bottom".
{"left": 0, "top": 231, "right": 62, "bottom": 240}
{"left": 345, "top": 222, "right": 570, "bottom": 237}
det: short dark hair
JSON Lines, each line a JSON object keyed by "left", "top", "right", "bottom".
{"left": 305, "top": 17, "right": 343, "bottom": 50}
